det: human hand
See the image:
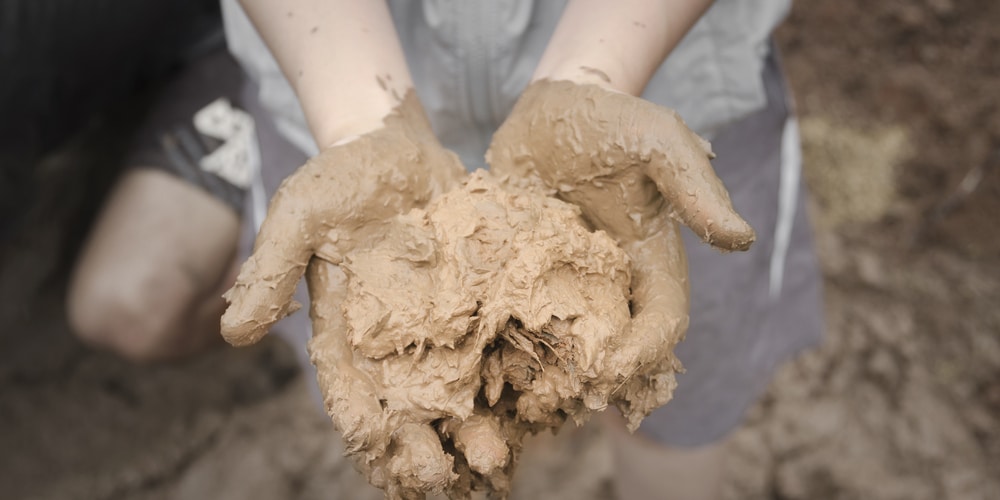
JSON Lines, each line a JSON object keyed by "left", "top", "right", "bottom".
{"left": 303, "top": 171, "right": 636, "bottom": 499}
{"left": 486, "top": 79, "right": 755, "bottom": 429}
{"left": 220, "top": 92, "right": 464, "bottom": 346}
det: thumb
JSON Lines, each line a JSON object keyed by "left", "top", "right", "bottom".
{"left": 643, "top": 108, "right": 755, "bottom": 251}
{"left": 611, "top": 216, "right": 689, "bottom": 376}
{"left": 220, "top": 187, "right": 312, "bottom": 346}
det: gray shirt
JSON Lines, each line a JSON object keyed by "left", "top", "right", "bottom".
{"left": 222, "top": 0, "right": 791, "bottom": 168}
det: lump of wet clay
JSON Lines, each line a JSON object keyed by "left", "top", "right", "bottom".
{"left": 307, "top": 171, "right": 682, "bottom": 499}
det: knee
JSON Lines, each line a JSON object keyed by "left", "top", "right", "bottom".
{"left": 67, "top": 273, "right": 179, "bottom": 362}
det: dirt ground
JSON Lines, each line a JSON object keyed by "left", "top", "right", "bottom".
{"left": 2, "top": 0, "right": 999, "bottom": 499}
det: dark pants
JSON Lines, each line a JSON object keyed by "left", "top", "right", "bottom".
{"left": 0, "top": 0, "right": 222, "bottom": 239}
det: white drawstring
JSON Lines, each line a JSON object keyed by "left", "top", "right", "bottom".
{"left": 769, "top": 115, "right": 801, "bottom": 298}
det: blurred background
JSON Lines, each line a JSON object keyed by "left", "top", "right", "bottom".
{"left": 1, "top": 0, "right": 998, "bottom": 499}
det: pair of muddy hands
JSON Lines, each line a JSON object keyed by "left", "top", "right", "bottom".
{"left": 220, "top": 81, "right": 754, "bottom": 499}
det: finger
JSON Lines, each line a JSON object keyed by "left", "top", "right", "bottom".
{"left": 310, "top": 259, "right": 457, "bottom": 497}
{"left": 643, "top": 108, "right": 756, "bottom": 251}
{"left": 306, "top": 260, "right": 390, "bottom": 461}
{"left": 607, "top": 217, "right": 689, "bottom": 431}
{"left": 611, "top": 215, "right": 689, "bottom": 383}
{"left": 447, "top": 413, "right": 509, "bottom": 476}
{"left": 386, "top": 423, "right": 457, "bottom": 497}
{"left": 219, "top": 175, "right": 321, "bottom": 346}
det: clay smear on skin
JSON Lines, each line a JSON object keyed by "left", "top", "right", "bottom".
{"left": 222, "top": 81, "right": 755, "bottom": 499}
{"left": 488, "top": 80, "right": 754, "bottom": 252}
{"left": 220, "top": 90, "right": 465, "bottom": 347}
{"left": 309, "top": 172, "right": 682, "bottom": 498}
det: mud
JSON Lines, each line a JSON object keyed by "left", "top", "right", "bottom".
{"left": 221, "top": 74, "right": 752, "bottom": 498}
{"left": 307, "top": 171, "right": 681, "bottom": 498}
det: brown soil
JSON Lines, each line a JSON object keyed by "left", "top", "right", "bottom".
{"left": 2, "top": 0, "right": 998, "bottom": 498}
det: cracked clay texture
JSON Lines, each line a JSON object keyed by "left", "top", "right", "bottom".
{"left": 308, "top": 171, "right": 683, "bottom": 499}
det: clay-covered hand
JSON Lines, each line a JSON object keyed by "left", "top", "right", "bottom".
{"left": 305, "top": 172, "right": 638, "bottom": 498}
{"left": 487, "top": 80, "right": 755, "bottom": 429}
{"left": 220, "top": 92, "right": 464, "bottom": 345}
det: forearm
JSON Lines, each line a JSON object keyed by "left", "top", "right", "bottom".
{"left": 239, "top": 0, "right": 411, "bottom": 147}
{"left": 533, "top": 0, "right": 714, "bottom": 95}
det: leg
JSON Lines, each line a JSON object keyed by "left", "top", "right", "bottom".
{"left": 603, "top": 412, "right": 727, "bottom": 500}
{"left": 67, "top": 48, "right": 251, "bottom": 362}
{"left": 67, "top": 168, "right": 239, "bottom": 361}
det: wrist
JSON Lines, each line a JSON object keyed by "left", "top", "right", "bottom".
{"left": 313, "top": 108, "right": 391, "bottom": 150}
{"left": 531, "top": 0, "right": 715, "bottom": 97}
{"left": 531, "top": 58, "right": 635, "bottom": 95}
{"left": 305, "top": 85, "right": 404, "bottom": 149}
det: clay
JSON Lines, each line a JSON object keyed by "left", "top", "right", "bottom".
{"left": 222, "top": 81, "right": 756, "bottom": 499}
{"left": 307, "top": 171, "right": 682, "bottom": 499}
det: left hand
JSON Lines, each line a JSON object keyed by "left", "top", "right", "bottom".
{"left": 486, "top": 79, "right": 755, "bottom": 429}
{"left": 220, "top": 92, "right": 462, "bottom": 346}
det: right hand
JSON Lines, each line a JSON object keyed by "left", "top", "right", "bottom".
{"left": 220, "top": 91, "right": 464, "bottom": 346}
